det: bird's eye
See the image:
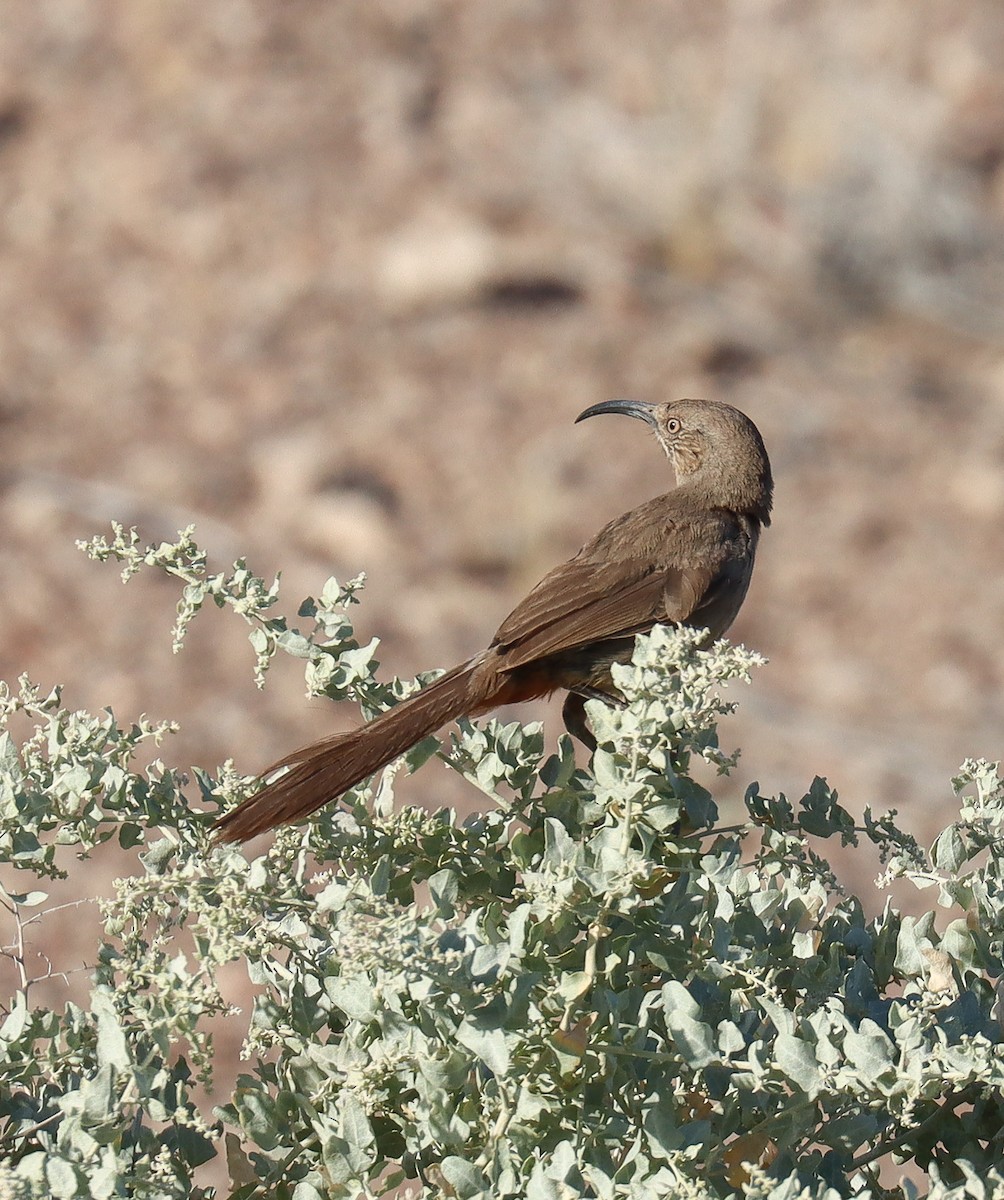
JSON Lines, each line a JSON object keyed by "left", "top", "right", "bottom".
{"left": 666, "top": 417, "right": 682, "bottom": 434}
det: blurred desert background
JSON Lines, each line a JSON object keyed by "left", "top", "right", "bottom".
{"left": 4, "top": 0, "right": 1004, "bottom": 1123}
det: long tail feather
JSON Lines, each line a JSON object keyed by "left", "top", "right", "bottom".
{"left": 213, "top": 661, "right": 479, "bottom": 844}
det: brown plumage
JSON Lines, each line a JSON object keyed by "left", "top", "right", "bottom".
{"left": 213, "top": 398, "right": 772, "bottom": 844}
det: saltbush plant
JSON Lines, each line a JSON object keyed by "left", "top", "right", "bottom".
{"left": 0, "top": 524, "right": 1002, "bottom": 1198}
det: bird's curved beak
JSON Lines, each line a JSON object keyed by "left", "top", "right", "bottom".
{"left": 574, "top": 398, "right": 658, "bottom": 426}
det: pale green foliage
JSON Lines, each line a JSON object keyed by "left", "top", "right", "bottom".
{"left": 0, "top": 527, "right": 1002, "bottom": 1197}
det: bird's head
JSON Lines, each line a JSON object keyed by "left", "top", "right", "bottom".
{"left": 575, "top": 397, "right": 773, "bottom": 526}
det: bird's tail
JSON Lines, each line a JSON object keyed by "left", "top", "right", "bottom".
{"left": 212, "top": 659, "right": 480, "bottom": 844}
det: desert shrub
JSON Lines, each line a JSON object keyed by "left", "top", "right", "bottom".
{"left": 0, "top": 525, "right": 1002, "bottom": 1199}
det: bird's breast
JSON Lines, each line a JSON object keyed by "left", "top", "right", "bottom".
{"left": 684, "top": 513, "right": 758, "bottom": 638}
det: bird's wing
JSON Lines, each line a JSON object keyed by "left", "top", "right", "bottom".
{"left": 491, "top": 555, "right": 714, "bottom": 671}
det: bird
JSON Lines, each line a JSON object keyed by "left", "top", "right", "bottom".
{"left": 213, "top": 397, "right": 772, "bottom": 844}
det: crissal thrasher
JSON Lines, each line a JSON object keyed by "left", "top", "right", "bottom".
{"left": 214, "top": 398, "right": 772, "bottom": 844}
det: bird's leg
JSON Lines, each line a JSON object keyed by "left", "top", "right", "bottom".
{"left": 561, "top": 687, "right": 626, "bottom": 752}
{"left": 561, "top": 692, "right": 594, "bottom": 751}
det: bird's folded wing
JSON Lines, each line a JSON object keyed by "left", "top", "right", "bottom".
{"left": 491, "top": 556, "right": 714, "bottom": 670}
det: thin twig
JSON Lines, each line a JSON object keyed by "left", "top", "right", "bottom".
{"left": 849, "top": 1085, "right": 979, "bottom": 1171}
